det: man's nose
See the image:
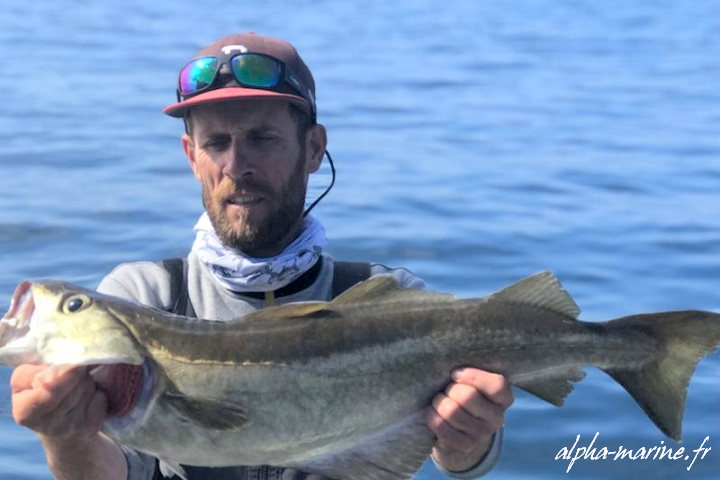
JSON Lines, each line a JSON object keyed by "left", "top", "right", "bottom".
{"left": 223, "top": 140, "right": 256, "bottom": 179}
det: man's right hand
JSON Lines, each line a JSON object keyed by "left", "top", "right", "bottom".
{"left": 11, "top": 364, "right": 108, "bottom": 440}
{"left": 10, "top": 364, "right": 127, "bottom": 480}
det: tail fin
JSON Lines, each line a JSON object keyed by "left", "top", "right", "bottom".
{"left": 602, "top": 310, "right": 720, "bottom": 441}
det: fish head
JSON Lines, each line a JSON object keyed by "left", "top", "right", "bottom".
{"left": 0, "top": 280, "right": 145, "bottom": 367}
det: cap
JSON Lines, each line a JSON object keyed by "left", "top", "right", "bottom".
{"left": 163, "top": 32, "right": 316, "bottom": 119}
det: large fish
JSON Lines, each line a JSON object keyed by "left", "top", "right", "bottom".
{"left": 1, "top": 272, "right": 719, "bottom": 480}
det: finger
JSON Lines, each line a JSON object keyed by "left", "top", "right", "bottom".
{"left": 32, "top": 365, "right": 87, "bottom": 389}
{"left": 433, "top": 392, "right": 483, "bottom": 434}
{"left": 59, "top": 387, "right": 108, "bottom": 436}
{"left": 85, "top": 390, "right": 109, "bottom": 432}
{"left": 53, "top": 374, "right": 97, "bottom": 417}
{"left": 10, "top": 364, "right": 49, "bottom": 392}
{"left": 452, "top": 368, "right": 514, "bottom": 408}
{"left": 443, "top": 382, "right": 505, "bottom": 431}
{"left": 12, "top": 366, "right": 88, "bottom": 422}
{"left": 39, "top": 381, "right": 107, "bottom": 438}
{"left": 425, "top": 404, "right": 477, "bottom": 453}
{"left": 33, "top": 366, "right": 89, "bottom": 411}
{"left": 433, "top": 391, "right": 501, "bottom": 440}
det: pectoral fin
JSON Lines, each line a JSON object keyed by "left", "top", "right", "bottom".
{"left": 158, "top": 459, "right": 188, "bottom": 480}
{"left": 286, "top": 413, "right": 433, "bottom": 480}
{"left": 163, "top": 390, "right": 247, "bottom": 430}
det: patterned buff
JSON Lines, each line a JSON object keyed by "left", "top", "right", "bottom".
{"left": 191, "top": 212, "right": 327, "bottom": 292}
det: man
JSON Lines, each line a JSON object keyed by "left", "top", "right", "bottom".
{"left": 10, "top": 32, "right": 513, "bottom": 479}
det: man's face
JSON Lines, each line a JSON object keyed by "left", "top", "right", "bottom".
{"left": 182, "top": 99, "right": 325, "bottom": 257}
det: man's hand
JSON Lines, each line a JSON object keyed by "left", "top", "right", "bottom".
{"left": 425, "top": 368, "right": 513, "bottom": 473}
{"left": 11, "top": 364, "right": 108, "bottom": 441}
{"left": 10, "top": 364, "right": 128, "bottom": 480}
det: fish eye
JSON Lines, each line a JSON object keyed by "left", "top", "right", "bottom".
{"left": 68, "top": 298, "right": 83, "bottom": 312}
{"left": 64, "top": 295, "right": 91, "bottom": 314}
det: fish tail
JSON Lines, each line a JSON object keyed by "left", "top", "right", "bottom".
{"left": 602, "top": 310, "right": 720, "bottom": 441}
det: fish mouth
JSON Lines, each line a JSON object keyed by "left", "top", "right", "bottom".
{"left": 90, "top": 363, "right": 145, "bottom": 417}
{"left": 0, "top": 281, "right": 35, "bottom": 352}
{"left": 2, "top": 282, "right": 144, "bottom": 416}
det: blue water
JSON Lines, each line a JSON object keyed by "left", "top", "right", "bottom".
{"left": 1, "top": 1, "right": 719, "bottom": 478}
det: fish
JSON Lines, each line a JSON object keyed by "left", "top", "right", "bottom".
{"left": 1, "top": 272, "right": 719, "bottom": 480}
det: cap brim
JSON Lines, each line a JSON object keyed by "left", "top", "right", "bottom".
{"left": 163, "top": 87, "right": 310, "bottom": 118}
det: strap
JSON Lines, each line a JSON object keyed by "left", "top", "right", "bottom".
{"left": 158, "top": 257, "right": 196, "bottom": 318}
{"left": 331, "top": 261, "right": 371, "bottom": 298}
{"left": 151, "top": 460, "right": 166, "bottom": 480}
{"left": 160, "top": 257, "right": 369, "bottom": 314}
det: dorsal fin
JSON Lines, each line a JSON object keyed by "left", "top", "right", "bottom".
{"left": 240, "top": 275, "right": 459, "bottom": 323}
{"left": 242, "top": 276, "right": 409, "bottom": 321}
{"left": 241, "top": 302, "right": 331, "bottom": 322}
{"left": 230, "top": 276, "right": 403, "bottom": 324}
{"left": 487, "top": 271, "right": 580, "bottom": 318}
{"left": 331, "top": 274, "right": 458, "bottom": 307}
{"left": 331, "top": 274, "right": 403, "bottom": 305}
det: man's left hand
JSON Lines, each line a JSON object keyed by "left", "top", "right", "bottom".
{"left": 425, "top": 367, "right": 513, "bottom": 473}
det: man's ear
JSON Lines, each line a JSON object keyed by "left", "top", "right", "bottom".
{"left": 305, "top": 123, "right": 327, "bottom": 174}
{"left": 182, "top": 133, "right": 202, "bottom": 180}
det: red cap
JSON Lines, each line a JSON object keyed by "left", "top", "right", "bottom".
{"left": 163, "top": 32, "right": 316, "bottom": 119}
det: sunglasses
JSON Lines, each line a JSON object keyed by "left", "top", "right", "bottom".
{"left": 177, "top": 52, "right": 316, "bottom": 117}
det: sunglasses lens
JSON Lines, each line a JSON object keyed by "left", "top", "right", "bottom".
{"left": 179, "top": 57, "right": 219, "bottom": 95}
{"left": 231, "top": 54, "right": 281, "bottom": 88}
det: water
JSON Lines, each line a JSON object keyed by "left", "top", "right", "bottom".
{"left": 1, "top": 1, "right": 719, "bottom": 478}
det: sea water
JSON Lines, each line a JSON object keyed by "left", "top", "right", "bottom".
{"left": 0, "top": 1, "right": 718, "bottom": 478}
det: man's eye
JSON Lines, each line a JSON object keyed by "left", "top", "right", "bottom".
{"left": 204, "top": 138, "right": 230, "bottom": 150}
{"left": 251, "top": 133, "right": 277, "bottom": 143}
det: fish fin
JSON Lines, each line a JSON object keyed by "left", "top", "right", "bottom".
{"left": 243, "top": 302, "right": 332, "bottom": 321}
{"left": 242, "top": 275, "right": 457, "bottom": 325}
{"left": 488, "top": 271, "right": 580, "bottom": 318}
{"left": 602, "top": 310, "right": 720, "bottom": 442}
{"left": 332, "top": 274, "right": 457, "bottom": 306}
{"left": 163, "top": 390, "right": 248, "bottom": 430}
{"left": 331, "top": 274, "right": 403, "bottom": 305}
{"left": 512, "top": 366, "right": 586, "bottom": 406}
{"left": 286, "top": 413, "right": 433, "bottom": 480}
{"left": 159, "top": 459, "right": 188, "bottom": 480}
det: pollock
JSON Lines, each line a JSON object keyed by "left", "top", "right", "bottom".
{"left": 1, "top": 272, "right": 719, "bottom": 480}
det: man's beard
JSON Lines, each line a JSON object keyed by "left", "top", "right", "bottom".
{"left": 203, "top": 154, "right": 307, "bottom": 257}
